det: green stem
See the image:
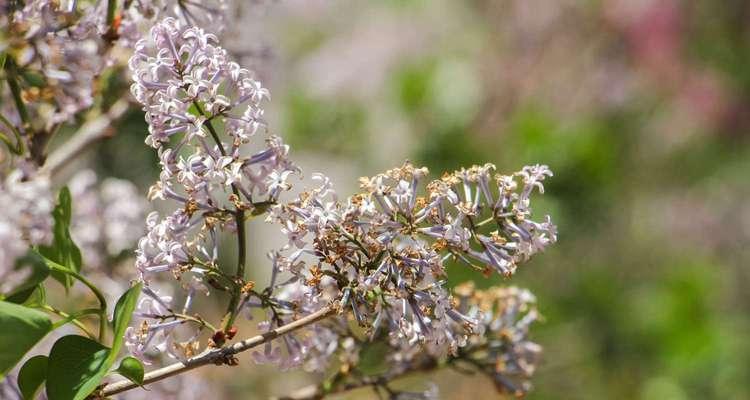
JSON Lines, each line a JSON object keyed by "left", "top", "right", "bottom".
{"left": 42, "top": 305, "right": 99, "bottom": 340}
{"left": 336, "top": 225, "right": 370, "bottom": 257}
{"left": 172, "top": 313, "right": 218, "bottom": 332}
{"left": 4, "top": 58, "right": 30, "bottom": 129}
{"left": 192, "top": 101, "right": 247, "bottom": 332}
{"left": 106, "top": 0, "right": 117, "bottom": 26}
{"left": 46, "top": 262, "right": 108, "bottom": 341}
{"left": 0, "top": 112, "right": 25, "bottom": 155}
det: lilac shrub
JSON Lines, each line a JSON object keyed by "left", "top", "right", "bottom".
{"left": 0, "top": 2, "right": 556, "bottom": 399}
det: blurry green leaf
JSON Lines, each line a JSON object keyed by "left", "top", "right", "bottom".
{"left": 4, "top": 252, "right": 50, "bottom": 303}
{"left": 5, "top": 286, "right": 39, "bottom": 305}
{"left": 0, "top": 301, "right": 52, "bottom": 378}
{"left": 46, "top": 335, "right": 110, "bottom": 400}
{"left": 114, "top": 356, "right": 144, "bottom": 386}
{"left": 357, "top": 341, "right": 390, "bottom": 375}
{"left": 98, "top": 67, "right": 129, "bottom": 110}
{"left": 20, "top": 285, "right": 47, "bottom": 308}
{"left": 38, "top": 187, "right": 82, "bottom": 290}
{"left": 393, "top": 61, "right": 435, "bottom": 112}
{"left": 18, "top": 355, "right": 48, "bottom": 400}
{"left": 21, "top": 70, "right": 46, "bottom": 87}
{"left": 416, "top": 126, "right": 480, "bottom": 172}
{"left": 284, "top": 91, "right": 365, "bottom": 155}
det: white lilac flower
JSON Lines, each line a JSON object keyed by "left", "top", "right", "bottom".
{"left": 1, "top": 0, "right": 230, "bottom": 136}
{"left": 124, "top": 283, "right": 208, "bottom": 364}
{"left": 130, "top": 18, "right": 295, "bottom": 285}
{"left": 127, "top": 17, "right": 297, "bottom": 362}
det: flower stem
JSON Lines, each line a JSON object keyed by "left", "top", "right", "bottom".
{"left": 0, "top": 112, "right": 24, "bottom": 155}
{"left": 42, "top": 305, "right": 99, "bottom": 340}
{"left": 98, "top": 305, "right": 336, "bottom": 397}
{"left": 3, "top": 57, "right": 30, "bottom": 129}
{"left": 45, "top": 261, "right": 109, "bottom": 341}
{"left": 192, "top": 101, "right": 247, "bottom": 332}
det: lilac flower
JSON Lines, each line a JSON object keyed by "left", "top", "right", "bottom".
{"left": 453, "top": 283, "right": 543, "bottom": 395}
{"left": 127, "top": 17, "right": 297, "bottom": 361}
{"left": 0, "top": 169, "right": 53, "bottom": 285}
{"left": 2, "top": 0, "right": 107, "bottom": 129}
{"left": 255, "top": 161, "right": 554, "bottom": 370}
{"left": 69, "top": 170, "right": 148, "bottom": 271}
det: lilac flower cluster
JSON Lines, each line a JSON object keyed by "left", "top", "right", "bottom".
{"left": 0, "top": 168, "right": 53, "bottom": 290}
{"left": 126, "top": 17, "right": 296, "bottom": 361}
{"left": 1, "top": 0, "right": 229, "bottom": 136}
{"left": 122, "top": 16, "right": 555, "bottom": 398}
{"left": 444, "top": 283, "right": 542, "bottom": 395}
{"left": 69, "top": 169, "right": 149, "bottom": 271}
{"left": 2, "top": 0, "right": 108, "bottom": 129}
{"left": 124, "top": 280, "right": 210, "bottom": 363}
{"left": 248, "top": 161, "right": 555, "bottom": 376}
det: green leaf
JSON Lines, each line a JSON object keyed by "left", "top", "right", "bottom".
{"left": 114, "top": 356, "right": 144, "bottom": 385}
{"left": 18, "top": 355, "right": 48, "bottom": 400}
{"left": 0, "top": 301, "right": 52, "bottom": 378}
{"left": 45, "top": 283, "right": 142, "bottom": 400}
{"left": 21, "top": 285, "right": 47, "bottom": 309}
{"left": 46, "top": 335, "right": 110, "bottom": 400}
{"left": 4, "top": 252, "right": 50, "bottom": 303}
{"left": 38, "top": 187, "right": 82, "bottom": 290}
{"left": 111, "top": 283, "right": 142, "bottom": 352}
{"left": 21, "top": 70, "right": 46, "bottom": 87}
{"left": 357, "top": 340, "right": 390, "bottom": 375}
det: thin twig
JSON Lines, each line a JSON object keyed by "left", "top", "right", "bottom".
{"left": 98, "top": 305, "right": 337, "bottom": 397}
{"left": 41, "top": 99, "right": 129, "bottom": 177}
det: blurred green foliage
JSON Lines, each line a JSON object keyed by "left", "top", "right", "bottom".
{"left": 260, "top": 2, "right": 750, "bottom": 398}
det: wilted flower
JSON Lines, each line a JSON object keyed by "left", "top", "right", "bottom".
{"left": 452, "top": 283, "right": 543, "bottom": 395}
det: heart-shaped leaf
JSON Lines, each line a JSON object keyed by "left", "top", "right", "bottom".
{"left": 114, "top": 356, "right": 144, "bottom": 386}
{"left": 18, "top": 355, "right": 48, "bottom": 400}
{"left": 45, "top": 283, "right": 143, "bottom": 400}
{"left": 0, "top": 301, "right": 52, "bottom": 378}
{"left": 3, "top": 252, "right": 49, "bottom": 303}
{"left": 46, "top": 335, "right": 110, "bottom": 400}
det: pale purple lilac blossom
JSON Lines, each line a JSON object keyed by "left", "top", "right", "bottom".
{"left": 69, "top": 169, "right": 149, "bottom": 271}
{"left": 126, "top": 17, "right": 295, "bottom": 361}
{"left": 249, "top": 161, "right": 554, "bottom": 381}
{"left": 0, "top": 168, "right": 53, "bottom": 291}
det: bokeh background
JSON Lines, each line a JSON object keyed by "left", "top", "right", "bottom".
{"left": 69, "top": 0, "right": 750, "bottom": 398}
